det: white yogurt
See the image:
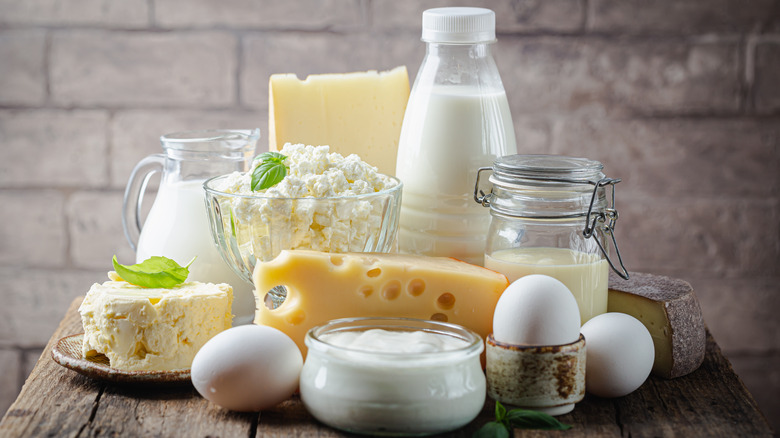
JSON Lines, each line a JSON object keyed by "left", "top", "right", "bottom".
{"left": 300, "top": 318, "right": 486, "bottom": 436}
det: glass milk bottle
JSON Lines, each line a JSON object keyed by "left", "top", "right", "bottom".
{"left": 122, "top": 129, "right": 259, "bottom": 325}
{"left": 395, "top": 7, "right": 517, "bottom": 266}
{"left": 474, "top": 154, "right": 629, "bottom": 323}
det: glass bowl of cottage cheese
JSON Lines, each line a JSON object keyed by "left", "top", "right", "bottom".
{"left": 203, "top": 144, "right": 402, "bottom": 284}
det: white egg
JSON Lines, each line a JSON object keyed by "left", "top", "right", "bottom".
{"left": 580, "top": 312, "right": 655, "bottom": 398}
{"left": 492, "top": 274, "right": 581, "bottom": 345}
{"left": 191, "top": 324, "right": 303, "bottom": 412}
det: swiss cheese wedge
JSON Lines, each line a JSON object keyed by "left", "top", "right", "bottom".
{"left": 268, "top": 66, "right": 410, "bottom": 176}
{"left": 253, "top": 250, "right": 509, "bottom": 356}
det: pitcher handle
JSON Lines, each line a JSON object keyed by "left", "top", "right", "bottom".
{"left": 122, "top": 154, "right": 165, "bottom": 251}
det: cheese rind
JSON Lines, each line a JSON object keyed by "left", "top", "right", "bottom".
{"left": 253, "top": 250, "right": 509, "bottom": 356}
{"left": 608, "top": 272, "right": 705, "bottom": 379}
{"left": 79, "top": 277, "right": 233, "bottom": 371}
{"left": 268, "top": 66, "right": 410, "bottom": 176}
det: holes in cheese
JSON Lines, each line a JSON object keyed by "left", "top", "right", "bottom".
{"left": 253, "top": 250, "right": 510, "bottom": 357}
{"left": 381, "top": 281, "right": 402, "bottom": 300}
{"left": 436, "top": 293, "right": 456, "bottom": 310}
{"left": 408, "top": 279, "right": 425, "bottom": 296}
{"left": 431, "top": 313, "right": 448, "bottom": 322}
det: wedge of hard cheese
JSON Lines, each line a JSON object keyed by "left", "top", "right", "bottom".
{"left": 253, "top": 250, "right": 509, "bottom": 356}
{"left": 268, "top": 66, "right": 410, "bottom": 176}
{"left": 608, "top": 272, "right": 705, "bottom": 379}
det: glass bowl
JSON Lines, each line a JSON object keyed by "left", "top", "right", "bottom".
{"left": 203, "top": 174, "right": 402, "bottom": 284}
{"left": 301, "top": 317, "right": 485, "bottom": 436}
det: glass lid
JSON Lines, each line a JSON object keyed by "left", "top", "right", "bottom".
{"left": 491, "top": 154, "right": 605, "bottom": 185}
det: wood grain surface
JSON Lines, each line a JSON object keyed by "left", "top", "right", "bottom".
{"left": 0, "top": 297, "right": 774, "bottom": 437}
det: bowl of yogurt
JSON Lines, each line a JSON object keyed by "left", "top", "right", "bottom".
{"left": 299, "top": 317, "right": 486, "bottom": 436}
{"left": 203, "top": 143, "right": 402, "bottom": 284}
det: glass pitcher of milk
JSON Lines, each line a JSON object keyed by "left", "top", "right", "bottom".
{"left": 122, "top": 129, "right": 259, "bottom": 325}
{"left": 395, "top": 7, "right": 517, "bottom": 266}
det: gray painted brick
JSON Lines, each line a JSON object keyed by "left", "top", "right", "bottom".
{"left": 51, "top": 31, "right": 236, "bottom": 108}
{"left": 754, "top": 40, "right": 780, "bottom": 112}
{"left": 372, "top": 0, "right": 584, "bottom": 33}
{"left": 0, "top": 31, "right": 46, "bottom": 106}
{"left": 552, "top": 118, "right": 780, "bottom": 198}
{"left": 0, "top": 110, "right": 108, "bottom": 189}
{"left": 691, "top": 275, "right": 780, "bottom": 353}
{"left": 0, "top": 268, "right": 101, "bottom": 347}
{"left": 613, "top": 198, "right": 779, "bottom": 277}
{"left": 590, "top": 0, "right": 780, "bottom": 35}
{"left": 242, "top": 33, "right": 389, "bottom": 109}
{"left": 498, "top": 37, "right": 740, "bottom": 116}
{"left": 155, "top": 0, "right": 364, "bottom": 30}
{"left": 110, "top": 110, "right": 263, "bottom": 188}
{"left": 514, "top": 116, "right": 553, "bottom": 154}
{"left": 374, "top": 32, "right": 425, "bottom": 83}
{"left": 67, "top": 191, "right": 135, "bottom": 269}
{"left": 0, "top": 190, "right": 66, "bottom": 268}
{"left": 0, "top": 0, "right": 149, "bottom": 27}
{"left": 0, "top": 349, "right": 21, "bottom": 417}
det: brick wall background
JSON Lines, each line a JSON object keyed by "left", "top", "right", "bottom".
{"left": 1, "top": 0, "right": 778, "bottom": 430}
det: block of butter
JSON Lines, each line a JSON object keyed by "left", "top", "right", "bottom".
{"left": 78, "top": 273, "right": 233, "bottom": 371}
{"left": 268, "top": 66, "right": 410, "bottom": 176}
{"left": 608, "top": 272, "right": 705, "bottom": 379}
{"left": 253, "top": 250, "right": 509, "bottom": 356}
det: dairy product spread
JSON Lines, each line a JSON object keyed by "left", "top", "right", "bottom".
{"left": 269, "top": 67, "right": 410, "bottom": 176}
{"left": 212, "top": 143, "right": 398, "bottom": 262}
{"left": 322, "top": 329, "right": 469, "bottom": 355}
{"left": 300, "top": 318, "right": 485, "bottom": 436}
{"left": 78, "top": 272, "right": 233, "bottom": 371}
{"left": 253, "top": 249, "right": 509, "bottom": 356}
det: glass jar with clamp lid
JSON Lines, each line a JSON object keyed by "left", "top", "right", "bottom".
{"left": 474, "top": 154, "right": 628, "bottom": 324}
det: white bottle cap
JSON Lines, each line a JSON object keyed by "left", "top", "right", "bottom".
{"left": 421, "top": 7, "right": 496, "bottom": 43}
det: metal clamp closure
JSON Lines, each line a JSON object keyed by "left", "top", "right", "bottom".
{"left": 584, "top": 178, "right": 629, "bottom": 280}
{"left": 473, "top": 169, "right": 629, "bottom": 280}
{"left": 474, "top": 167, "right": 494, "bottom": 207}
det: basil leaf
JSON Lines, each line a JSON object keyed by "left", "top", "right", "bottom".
{"left": 495, "top": 400, "right": 507, "bottom": 423}
{"left": 251, "top": 152, "right": 288, "bottom": 191}
{"left": 505, "top": 408, "right": 572, "bottom": 431}
{"left": 472, "top": 421, "right": 510, "bottom": 438}
{"left": 112, "top": 255, "right": 192, "bottom": 289}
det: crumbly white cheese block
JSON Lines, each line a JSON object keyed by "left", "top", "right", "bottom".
{"left": 269, "top": 66, "right": 410, "bottom": 176}
{"left": 253, "top": 250, "right": 509, "bottom": 356}
{"left": 608, "top": 272, "right": 705, "bottom": 379}
{"left": 79, "top": 275, "right": 233, "bottom": 371}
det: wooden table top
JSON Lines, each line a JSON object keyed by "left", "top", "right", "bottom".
{"left": 0, "top": 297, "right": 774, "bottom": 437}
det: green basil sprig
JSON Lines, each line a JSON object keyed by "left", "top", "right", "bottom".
{"left": 251, "top": 152, "right": 289, "bottom": 191}
{"left": 112, "top": 255, "right": 194, "bottom": 289}
{"left": 473, "top": 401, "right": 572, "bottom": 437}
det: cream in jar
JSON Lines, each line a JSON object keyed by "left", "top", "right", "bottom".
{"left": 485, "top": 247, "right": 608, "bottom": 324}
{"left": 300, "top": 318, "right": 486, "bottom": 436}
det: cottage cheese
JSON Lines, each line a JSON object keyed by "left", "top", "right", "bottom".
{"left": 213, "top": 143, "right": 399, "bottom": 261}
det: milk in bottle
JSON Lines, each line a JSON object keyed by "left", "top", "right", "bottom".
{"left": 396, "top": 7, "right": 517, "bottom": 266}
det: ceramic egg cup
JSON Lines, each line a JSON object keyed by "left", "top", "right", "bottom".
{"left": 486, "top": 334, "right": 586, "bottom": 416}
